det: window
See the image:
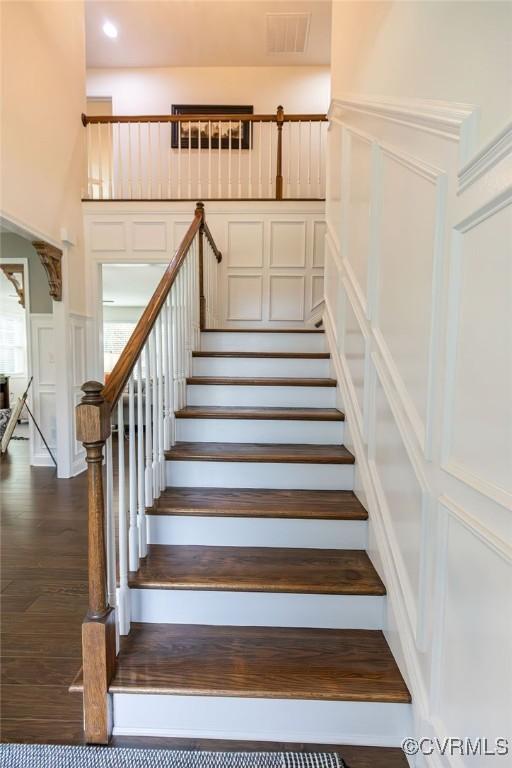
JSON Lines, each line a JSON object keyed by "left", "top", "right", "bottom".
{"left": 0, "top": 308, "right": 26, "bottom": 376}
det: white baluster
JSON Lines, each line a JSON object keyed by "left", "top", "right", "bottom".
{"left": 248, "top": 121, "right": 252, "bottom": 199}
{"left": 287, "top": 121, "right": 292, "bottom": 198}
{"left": 268, "top": 121, "right": 273, "bottom": 197}
{"left": 238, "top": 120, "right": 242, "bottom": 198}
{"left": 108, "top": 121, "right": 114, "bottom": 200}
{"left": 167, "top": 122, "right": 172, "bottom": 199}
{"left": 188, "top": 120, "right": 192, "bottom": 198}
{"left": 297, "top": 120, "right": 301, "bottom": 197}
{"left": 136, "top": 357, "right": 147, "bottom": 558}
{"left": 86, "top": 123, "right": 93, "bottom": 199}
{"left": 198, "top": 119, "right": 202, "bottom": 199}
{"left": 178, "top": 118, "right": 182, "bottom": 199}
{"left": 158, "top": 121, "right": 163, "bottom": 199}
{"left": 150, "top": 327, "right": 159, "bottom": 495}
{"left": 308, "top": 120, "right": 312, "bottom": 194}
{"left": 218, "top": 120, "right": 222, "bottom": 198}
{"left": 258, "top": 121, "right": 263, "bottom": 198}
{"left": 98, "top": 122, "right": 103, "bottom": 199}
{"left": 208, "top": 120, "right": 212, "bottom": 199}
{"left": 166, "top": 295, "right": 175, "bottom": 446}
{"left": 144, "top": 343, "right": 153, "bottom": 507}
{"left": 105, "top": 434, "right": 117, "bottom": 630}
{"left": 117, "top": 122, "right": 123, "bottom": 199}
{"left": 147, "top": 122, "right": 152, "bottom": 198}
{"left": 117, "top": 400, "right": 130, "bottom": 635}
{"left": 157, "top": 313, "right": 165, "bottom": 491}
{"left": 137, "top": 122, "right": 143, "bottom": 198}
{"left": 128, "top": 122, "right": 133, "bottom": 199}
{"left": 128, "top": 374, "right": 139, "bottom": 571}
{"left": 318, "top": 121, "right": 323, "bottom": 198}
{"left": 228, "top": 121, "right": 232, "bottom": 198}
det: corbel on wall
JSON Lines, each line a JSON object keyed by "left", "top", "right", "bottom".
{"left": 32, "top": 241, "right": 63, "bottom": 301}
{"left": 0, "top": 263, "right": 25, "bottom": 307}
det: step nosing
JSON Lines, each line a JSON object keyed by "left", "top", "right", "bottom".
{"left": 187, "top": 377, "right": 337, "bottom": 387}
{"left": 164, "top": 442, "right": 355, "bottom": 465}
{"left": 175, "top": 407, "right": 345, "bottom": 421}
{"left": 128, "top": 581, "right": 386, "bottom": 596}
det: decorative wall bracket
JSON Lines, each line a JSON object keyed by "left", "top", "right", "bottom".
{"left": 32, "top": 241, "right": 63, "bottom": 301}
{"left": 0, "top": 263, "right": 25, "bottom": 307}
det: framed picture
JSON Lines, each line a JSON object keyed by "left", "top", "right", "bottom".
{"left": 171, "top": 105, "right": 254, "bottom": 150}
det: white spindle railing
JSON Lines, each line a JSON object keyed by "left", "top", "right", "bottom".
{"left": 99, "top": 204, "right": 219, "bottom": 638}
{"left": 82, "top": 109, "right": 327, "bottom": 201}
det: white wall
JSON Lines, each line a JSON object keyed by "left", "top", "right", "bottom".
{"left": 331, "top": 1, "right": 512, "bottom": 148}
{"left": 325, "top": 78, "right": 512, "bottom": 768}
{"left": 1, "top": 1, "right": 87, "bottom": 315}
{"left": 87, "top": 66, "right": 330, "bottom": 115}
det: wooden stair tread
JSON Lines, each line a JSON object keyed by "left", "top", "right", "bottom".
{"left": 102, "top": 624, "right": 410, "bottom": 703}
{"left": 165, "top": 442, "right": 355, "bottom": 464}
{"left": 187, "top": 377, "right": 337, "bottom": 387}
{"left": 129, "top": 545, "right": 385, "bottom": 595}
{"left": 149, "top": 488, "right": 368, "bottom": 520}
{"left": 192, "top": 351, "right": 330, "bottom": 359}
{"left": 175, "top": 406, "right": 345, "bottom": 421}
{"left": 202, "top": 328, "right": 324, "bottom": 333}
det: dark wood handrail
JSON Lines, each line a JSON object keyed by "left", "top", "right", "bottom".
{"left": 82, "top": 112, "right": 327, "bottom": 126}
{"left": 101, "top": 202, "right": 207, "bottom": 410}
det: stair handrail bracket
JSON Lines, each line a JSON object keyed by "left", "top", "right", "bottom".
{"left": 75, "top": 201, "right": 221, "bottom": 744}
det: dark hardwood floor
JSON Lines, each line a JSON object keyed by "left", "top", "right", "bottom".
{"left": 0, "top": 440, "right": 408, "bottom": 767}
{"left": 1, "top": 439, "right": 88, "bottom": 743}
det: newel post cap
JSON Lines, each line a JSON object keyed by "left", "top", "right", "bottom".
{"left": 76, "top": 381, "right": 111, "bottom": 444}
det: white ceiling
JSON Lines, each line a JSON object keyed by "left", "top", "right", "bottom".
{"left": 86, "top": 1, "right": 332, "bottom": 68}
{"left": 102, "top": 263, "right": 167, "bottom": 306}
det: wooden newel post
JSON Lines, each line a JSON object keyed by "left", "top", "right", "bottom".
{"left": 196, "top": 201, "right": 207, "bottom": 330}
{"left": 275, "top": 105, "right": 284, "bottom": 200}
{"left": 76, "top": 381, "right": 116, "bottom": 744}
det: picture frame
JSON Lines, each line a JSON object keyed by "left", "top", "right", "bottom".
{"left": 171, "top": 105, "right": 254, "bottom": 150}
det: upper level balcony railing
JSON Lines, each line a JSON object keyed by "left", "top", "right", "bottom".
{"left": 82, "top": 106, "right": 327, "bottom": 201}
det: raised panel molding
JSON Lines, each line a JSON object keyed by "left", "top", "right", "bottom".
{"left": 227, "top": 274, "right": 262, "bottom": 321}
{"left": 132, "top": 221, "right": 167, "bottom": 251}
{"left": 312, "top": 221, "right": 327, "bottom": 267}
{"left": 269, "top": 275, "right": 305, "bottom": 322}
{"left": 270, "top": 221, "right": 306, "bottom": 268}
{"left": 90, "top": 221, "right": 126, "bottom": 251}
{"left": 227, "top": 221, "right": 264, "bottom": 268}
{"left": 441, "top": 187, "right": 512, "bottom": 510}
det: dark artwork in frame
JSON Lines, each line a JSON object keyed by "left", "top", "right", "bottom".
{"left": 171, "top": 105, "right": 254, "bottom": 150}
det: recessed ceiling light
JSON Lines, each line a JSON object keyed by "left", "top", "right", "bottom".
{"left": 102, "top": 21, "right": 118, "bottom": 39}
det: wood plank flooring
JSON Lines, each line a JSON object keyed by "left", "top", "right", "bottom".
{"left": 165, "top": 442, "right": 355, "bottom": 464}
{"left": 128, "top": 545, "right": 386, "bottom": 595}
{"left": 175, "top": 406, "right": 345, "bottom": 421}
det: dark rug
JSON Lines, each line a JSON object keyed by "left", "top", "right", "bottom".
{"left": 0, "top": 745, "right": 346, "bottom": 768}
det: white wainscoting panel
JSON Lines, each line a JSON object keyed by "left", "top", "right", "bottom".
{"left": 325, "top": 96, "right": 510, "bottom": 767}
{"left": 30, "top": 314, "right": 56, "bottom": 466}
{"left": 83, "top": 201, "right": 325, "bottom": 329}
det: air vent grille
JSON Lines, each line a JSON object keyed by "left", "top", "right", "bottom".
{"left": 266, "top": 12, "right": 311, "bottom": 54}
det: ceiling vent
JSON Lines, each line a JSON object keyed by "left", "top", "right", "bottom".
{"left": 266, "top": 12, "right": 311, "bottom": 54}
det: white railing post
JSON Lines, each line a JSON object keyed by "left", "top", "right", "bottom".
{"left": 144, "top": 343, "right": 153, "bottom": 507}
{"left": 136, "top": 357, "right": 147, "bottom": 558}
{"left": 117, "top": 399, "right": 130, "bottom": 634}
{"left": 128, "top": 374, "right": 139, "bottom": 571}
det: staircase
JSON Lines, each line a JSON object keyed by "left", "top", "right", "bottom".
{"left": 73, "top": 206, "right": 410, "bottom": 750}
{"left": 75, "top": 327, "right": 411, "bottom": 745}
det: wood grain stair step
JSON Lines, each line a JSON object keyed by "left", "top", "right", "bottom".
{"left": 128, "top": 544, "right": 385, "bottom": 595}
{"left": 175, "top": 407, "right": 345, "bottom": 421}
{"left": 187, "top": 377, "right": 337, "bottom": 387}
{"left": 192, "top": 352, "right": 331, "bottom": 359}
{"left": 73, "top": 623, "right": 410, "bottom": 703}
{"left": 202, "top": 328, "right": 324, "bottom": 333}
{"left": 149, "top": 488, "right": 368, "bottom": 520}
{"left": 164, "top": 442, "right": 355, "bottom": 464}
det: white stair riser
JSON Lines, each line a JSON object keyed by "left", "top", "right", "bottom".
{"left": 112, "top": 694, "right": 412, "bottom": 747}
{"left": 193, "top": 358, "right": 330, "bottom": 378}
{"left": 176, "top": 418, "right": 344, "bottom": 444}
{"left": 147, "top": 515, "right": 367, "bottom": 549}
{"left": 200, "top": 332, "right": 326, "bottom": 353}
{"left": 187, "top": 385, "right": 336, "bottom": 408}
{"left": 130, "top": 589, "right": 384, "bottom": 630}
{"left": 166, "top": 460, "right": 354, "bottom": 490}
